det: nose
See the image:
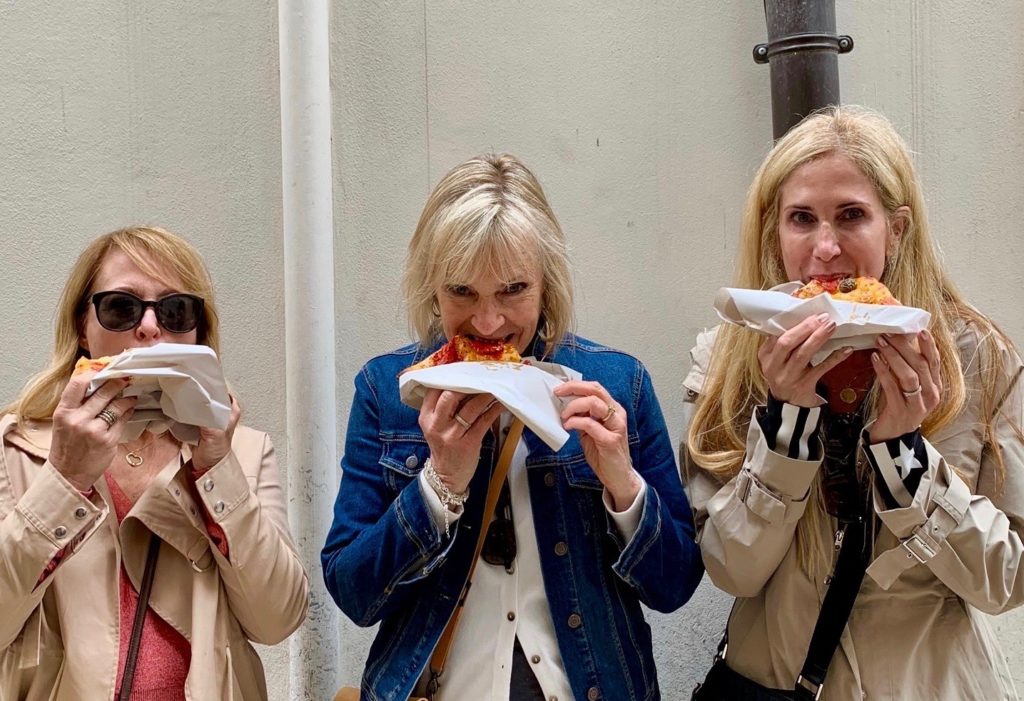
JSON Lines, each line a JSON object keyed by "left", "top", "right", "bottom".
{"left": 134, "top": 307, "right": 162, "bottom": 341}
{"left": 471, "top": 300, "right": 505, "bottom": 337}
{"left": 812, "top": 223, "right": 841, "bottom": 261}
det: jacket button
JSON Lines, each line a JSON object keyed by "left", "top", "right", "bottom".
{"left": 587, "top": 688, "right": 601, "bottom": 700}
{"left": 507, "top": 611, "right": 516, "bottom": 621}
{"left": 567, "top": 613, "right": 582, "bottom": 629}
{"left": 214, "top": 500, "right": 225, "bottom": 514}
{"left": 54, "top": 526, "right": 68, "bottom": 539}
{"left": 531, "top": 655, "right": 540, "bottom": 664}
{"left": 405, "top": 454, "right": 419, "bottom": 469}
{"left": 74, "top": 507, "right": 88, "bottom": 520}
{"left": 544, "top": 472, "right": 556, "bottom": 487}
{"left": 554, "top": 541, "right": 568, "bottom": 556}
{"left": 203, "top": 478, "right": 215, "bottom": 492}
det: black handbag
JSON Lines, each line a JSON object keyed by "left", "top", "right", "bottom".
{"left": 693, "top": 406, "right": 872, "bottom": 701}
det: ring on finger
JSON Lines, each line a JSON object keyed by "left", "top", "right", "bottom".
{"left": 599, "top": 404, "right": 616, "bottom": 425}
{"left": 900, "top": 384, "right": 923, "bottom": 398}
{"left": 97, "top": 408, "right": 120, "bottom": 429}
{"left": 454, "top": 413, "right": 472, "bottom": 430}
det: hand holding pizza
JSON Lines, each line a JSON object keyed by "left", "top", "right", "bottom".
{"left": 554, "top": 380, "right": 642, "bottom": 511}
{"left": 50, "top": 370, "right": 137, "bottom": 491}
{"left": 757, "top": 313, "right": 854, "bottom": 408}
{"left": 419, "top": 389, "right": 504, "bottom": 495}
{"left": 868, "top": 330, "right": 942, "bottom": 442}
{"left": 192, "top": 394, "right": 242, "bottom": 472}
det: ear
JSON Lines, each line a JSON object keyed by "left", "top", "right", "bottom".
{"left": 888, "top": 205, "right": 911, "bottom": 248}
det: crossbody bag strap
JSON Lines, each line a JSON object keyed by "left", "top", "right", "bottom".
{"left": 118, "top": 533, "right": 162, "bottom": 701}
{"left": 426, "top": 417, "right": 525, "bottom": 694}
{"left": 793, "top": 406, "right": 872, "bottom": 700}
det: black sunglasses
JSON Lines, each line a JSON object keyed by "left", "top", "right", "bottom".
{"left": 482, "top": 480, "right": 517, "bottom": 572}
{"left": 90, "top": 290, "right": 204, "bottom": 334}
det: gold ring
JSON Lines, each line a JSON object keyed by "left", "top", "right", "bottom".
{"left": 454, "top": 413, "right": 472, "bottom": 430}
{"left": 600, "top": 404, "right": 616, "bottom": 424}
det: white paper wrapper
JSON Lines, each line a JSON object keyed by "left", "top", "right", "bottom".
{"left": 398, "top": 359, "right": 583, "bottom": 451}
{"left": 85, "top": 343, "right": 232, "bottom": 443}
{"left": 714, "top": 282, "right": 932, "bottom": 364}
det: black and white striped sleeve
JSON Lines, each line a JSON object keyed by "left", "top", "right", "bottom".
{"left": 755, "top": 394, "right": 823, "bottom": 461}
{"left": 863, "top": 428, "right": 928, "bottom": 509}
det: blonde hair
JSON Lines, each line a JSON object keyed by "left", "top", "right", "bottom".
{"left": 403, "top": 153, "right": 574, "bottom": 355}
{"left": 6, "top": 226, "right": 220, "bottom": 429}
{"left": 686, "top": 106, "right": 1018, "bottom": 572}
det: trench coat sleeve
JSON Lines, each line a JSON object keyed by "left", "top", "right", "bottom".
{"left": 190, "top": 431, "right": 309, "bottom": 644}
{"left": 0, "top": 454, "right": 106, "bottom": 648}
{"left": 866, "top": 336, "right": 1024, "bottom": 613}
{"left": 680, "top": 329, "right": 821, "bottom": 598}
{"left": 321, "top": 366, "right": 455, "bottom": 627}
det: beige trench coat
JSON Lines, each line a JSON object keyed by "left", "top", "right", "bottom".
{"left": 0, "top": 414, "right": 309, "bottom": 700}
{"left": 683, "top": 324, "right": 1024, "bottom": 700}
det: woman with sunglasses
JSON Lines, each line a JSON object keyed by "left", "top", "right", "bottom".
{"left": 322, "top": 154, "right": 703, "bottom": 701}
{"left": 0, "top": 226, "right": 308, "bottom": 700}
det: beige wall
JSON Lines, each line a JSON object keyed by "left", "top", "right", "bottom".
{"left": 2, "top": 1, "right": 1022, "bottom": 698}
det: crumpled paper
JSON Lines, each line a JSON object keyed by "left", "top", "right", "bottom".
{"left": 398, "top": 359, "right": 582, "bottom": 451}
{"left": 714, "top": 282, "right": 932, "bottom": 364}
{"left": 85, "top": 343, "right": 232, "bottom": 443}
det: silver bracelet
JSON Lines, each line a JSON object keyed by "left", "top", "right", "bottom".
{"left": 424, "top": 457, "right": 468, "bottom": 537}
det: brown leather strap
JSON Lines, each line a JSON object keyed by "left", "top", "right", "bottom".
{"left": 118, "top": 533, "right": 161, "bottom": 701}
{"left": 427, "top": 418, "right": 525, "bottom": 687}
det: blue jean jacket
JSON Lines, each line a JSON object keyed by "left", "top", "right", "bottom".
{"left": 322, "top": 334, "right": 704, "bottom": 701}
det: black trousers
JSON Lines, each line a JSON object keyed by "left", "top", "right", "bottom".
{"left": 510, "top": 637, "right": 546, "bottom": 701}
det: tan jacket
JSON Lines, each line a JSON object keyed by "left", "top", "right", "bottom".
{"left": 0, "top": 415, "right": 309, "bottom": 700}
{"left": 682, "top": 325, "right": 1024, "bottom": 700}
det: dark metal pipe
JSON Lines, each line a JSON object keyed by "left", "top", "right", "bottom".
{"left": 754, "top": 0, "right": 853, "bottom": 139}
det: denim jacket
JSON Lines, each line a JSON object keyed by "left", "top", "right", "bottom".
{"left": 322, "top": 334, "right": 703, "bottom": 701}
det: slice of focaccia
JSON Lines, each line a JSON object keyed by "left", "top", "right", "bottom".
{"left": 73, "top": 355, "right": 116, "bottom": 376}
{"left": 793, "top": 276, "right": 899, "bottom": 305}
{"left": 404, "top": 335, "right": 521, "bottom": 374}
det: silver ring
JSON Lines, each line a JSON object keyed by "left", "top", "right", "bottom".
{"left": 454, "top": 413, "right": 472, "bottom": 430}
{"left": 901, "top": 385, "right": 923, "bottom": 398}
{"left": 96, "top": 408, "right": 119, "bottom": 428}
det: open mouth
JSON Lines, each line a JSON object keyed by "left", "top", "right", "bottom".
{"left": 465, "top": 333, "right": 515, "bottom": 344}
{"left": 807, "top": 273, "right": 851, "bottom": 283}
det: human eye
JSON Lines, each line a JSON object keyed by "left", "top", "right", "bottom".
{"left": 789, "top": 210, "right": 814, "bottom": 225}
{"left": 840, "top": 207, "right": 865, "bottom": 221}
{"left": 502, "top": 282, "right": 528, "bottom": 295}
{"left": 445, "top": 284, "right": 473, "bottom": 298}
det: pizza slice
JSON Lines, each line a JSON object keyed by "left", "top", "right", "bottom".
{"left": 403, "top": 335, "right": 522, "bottom": 374}
{"left": 793, "top": 276, "right": 899, "bottom": 305}
{"left": 73, "top": 355, "right": 117, "bottom": 376}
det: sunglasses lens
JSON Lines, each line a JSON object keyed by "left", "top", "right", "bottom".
{"left": 157, "top": 294, "right": 202, "bottom": 333}
{"left": 482, "top": 518, "right": 517, "bottom": 568}
{"left": 95, "top": 292, "right": 143, "bottom": 331}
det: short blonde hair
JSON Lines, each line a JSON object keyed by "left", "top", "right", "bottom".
{"left": 6, "top": 226, "right": 220, "bottom": 425}
{"left": 403, "top": 153, "right": 574, "bottom": 355}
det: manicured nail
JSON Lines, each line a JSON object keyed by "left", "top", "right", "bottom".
{"left": 877, "top": 335, "right": 888, "bottom": 347}
{"left": 817, "top": 313, "right": 831, "bottom": 324}
{"left": 872, "top": 352, "right": 882, "bottom": 364}
{"left": 841, "top": 346, "right": 854, "bottom": 355}
{"left": 825, "top": 321, "right": 837, "bottom": 333}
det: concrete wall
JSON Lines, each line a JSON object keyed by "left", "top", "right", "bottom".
{"left": 2, "top": 1, "right": 1022, "bottom": 698}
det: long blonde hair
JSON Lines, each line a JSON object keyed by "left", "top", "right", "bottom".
{"left": 402, "top": 153, "right": 575, "bottom": 354}
{"left": 686, "top": 106, "right": 1017, "bottom": 572}
{"left": 5, "top": 226, "right": 220, "bottom": 430}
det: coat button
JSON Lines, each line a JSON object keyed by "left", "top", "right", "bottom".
{"left": 507, "top": 611, "right": 516, "bottom": 621}
{"left": 544, "top": 472, "right": 556, "bottom": 487}
{"left": 587, "top": 688, "right": 601, "bottom": 700}
{"left": 214, "top": 500, "right": 225, "bottom": 514}
{"left": 567, "top": 613, "right": 582, "bottom": 629}
{"left": 405, "top": 454, "right": 419, "bottom": 469}
{"left": 203, "top": 478, "right": 215, "bottom": 492}
{"left": 54, "top": 526, "right": 67, "bottom": 539}
{"left": 74, "top": 507, "right": 88, "bottom": 520}
{"left": 554, "top": 541, "right": 568, "bottom": 556}
{"left": 531, "top": 655, "right": 540, "bottom": 664}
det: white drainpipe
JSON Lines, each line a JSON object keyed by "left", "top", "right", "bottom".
{"left": 279, "top": 0, "right": 339, "bottom": 698}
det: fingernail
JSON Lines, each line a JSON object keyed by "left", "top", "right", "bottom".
{"left": 825, "top": 321, "right": 837, "bottom": 332}
{"left": 817, "top": 313, "right": 830, "bottom": 324}
{"left": 872, "top": 352, "right": 881, "bottom": 363}
{"left": 877, "top": 335, "right": 888, "bottom": 347}
{"left": 841, "top": 346, "right": 854, "bottom": 355}
{"left": 920, "top": 329, "right": 930, "bottom": 340}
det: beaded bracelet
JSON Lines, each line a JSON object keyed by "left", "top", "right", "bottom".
{"left": 424, "top": 458, "right": 468, "bottom": 537}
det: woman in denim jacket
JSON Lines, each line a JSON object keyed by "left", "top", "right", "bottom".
{"left": 322, "top": 153, "right": 703, "bottom": 701}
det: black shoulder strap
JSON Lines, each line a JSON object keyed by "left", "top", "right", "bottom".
{"left": 118, "top": 533, "right": 161, "bottom": 701}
